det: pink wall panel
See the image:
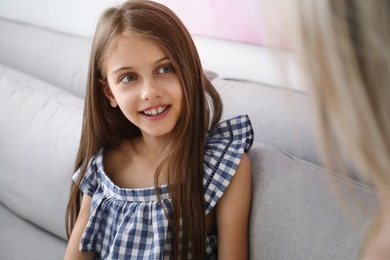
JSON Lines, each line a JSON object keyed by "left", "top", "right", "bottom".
{"left": 159, "top": 0, "right": 264, "bottom": 45}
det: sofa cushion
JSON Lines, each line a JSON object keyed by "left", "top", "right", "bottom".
{"left": 0, "top": 64, "right": 83, "bottom": 240}
{"left": 212, "top": 77, "right": 321, "bottom": 166}
{"left": 248, "top": 141, "right": 377, "bottom": 259}
{"left": 0, "top": 203, "right": 67, "bottom": 260}
{"left": 0, "top": 17, "right": 90, "bottom": 98}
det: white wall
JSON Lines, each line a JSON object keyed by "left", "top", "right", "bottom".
{"left": 0, "top": 0, "right": 303, "bottom": 89}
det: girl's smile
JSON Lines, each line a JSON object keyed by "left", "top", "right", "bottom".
{"left": 140, "top": 104, "right": 171, "bottom": 120}
{"left": 103, "top": 34, "right": 183, "bottom": 139}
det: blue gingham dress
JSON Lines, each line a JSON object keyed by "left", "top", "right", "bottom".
{"left": 73, "top": 115, "right": 253, "bottom": 259}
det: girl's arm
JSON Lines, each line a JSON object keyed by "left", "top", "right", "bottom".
{"left": 215, "top": 153, "right": 251, "bottom": 259}
{"left": 64, "top": 194, "right": 96, "bottom": 260}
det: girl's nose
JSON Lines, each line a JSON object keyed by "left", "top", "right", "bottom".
{"left": 140, "top": 80, "right": 162, "bottom": 100}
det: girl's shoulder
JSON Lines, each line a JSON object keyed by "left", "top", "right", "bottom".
{"left": 205, "top": 115, "right": 253, "bottom": 162}
{"left": 203, "top": 115, "right": 254, "bottom": 213}
{"left": 72, "top": 148, "right": 105, "bottom": 197}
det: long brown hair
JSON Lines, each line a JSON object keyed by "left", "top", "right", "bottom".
{"left": 65, "top": 0, "right": 222, "bottom": 258}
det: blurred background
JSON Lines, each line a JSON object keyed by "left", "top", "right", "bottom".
{"left": 0, "top": 0, "right": 303, "bottom": 89}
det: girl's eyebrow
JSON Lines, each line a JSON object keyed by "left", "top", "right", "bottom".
{"left": 111, "top": 66, "right": 133, "bottom": 75}
{"left": 154, "top": 56, "right": 169, "bottom": 64}
{"left": 111, "top": 56, "right": 170, "bottom": 75}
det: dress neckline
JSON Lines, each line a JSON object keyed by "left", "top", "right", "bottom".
{"left": 94, "top": 148, "right": 170, "bottom": 201}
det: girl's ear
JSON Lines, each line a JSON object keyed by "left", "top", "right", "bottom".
{"left": 101, "top": 81, "right": 118, "bottom": 108}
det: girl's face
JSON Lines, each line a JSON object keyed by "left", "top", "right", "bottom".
{"left": 103, "top": 34, "right": 183, "bottom": 139}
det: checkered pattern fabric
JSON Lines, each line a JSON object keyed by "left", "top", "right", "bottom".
{"left": 73, "top": 115, "right": 253, "bottom": 259}
{"left": 204, "top": 115, "right": 253, "bottom": 214}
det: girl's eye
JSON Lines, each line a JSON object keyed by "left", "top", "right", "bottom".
{"left": 120, "top": 74, "right": 137, "bottom": 83}
{"left": 158, "top": 65, "right": 174, "bottom": 74}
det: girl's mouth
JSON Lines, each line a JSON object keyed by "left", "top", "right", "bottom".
{"left": 141, "top": 105, "right": 169, "bottom": 116}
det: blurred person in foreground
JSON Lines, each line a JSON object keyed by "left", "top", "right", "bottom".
{"left": 262, "top": 1, "right": 390, "bottom": 259}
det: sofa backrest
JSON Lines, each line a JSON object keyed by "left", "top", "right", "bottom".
{"left": 0, "top": 18, "right": 90, "bottom": 98}
{"left": 212, "top": 77, "right": 322, "bottom": 166}
{"left": 0, "top": 64, "right": 83, "bottom": 240}
{"left": 248, "top": 141, "right": 376, "bottom": 259}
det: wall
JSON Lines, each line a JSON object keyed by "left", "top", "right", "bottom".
{"left": 0, "top": 0, "right": 303, "bottom": 89}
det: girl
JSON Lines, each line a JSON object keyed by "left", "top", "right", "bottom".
{"left": 64, "top": 0, "right": 253, "bottom": 259}
{"left": 263, "top": 0, "right": 390, "bottom": 259}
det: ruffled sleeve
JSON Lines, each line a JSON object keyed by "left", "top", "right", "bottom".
{"left": 203, "top": 115, "right": 254, "bottom": 214}
{"left": 72, "top": 150, "right": 102, "bottom": 197}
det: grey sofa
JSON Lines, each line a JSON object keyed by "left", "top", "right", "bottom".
{"left": 0, "top": 17, "right": 377, "bottom": 260}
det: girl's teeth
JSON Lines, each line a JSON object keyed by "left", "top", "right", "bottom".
{"left": 144, "top": 106, "right": 166, "bottom": 116}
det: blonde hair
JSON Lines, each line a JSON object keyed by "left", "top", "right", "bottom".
{"left": 267, "top": 0, "right": 390, "bottom": 255}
